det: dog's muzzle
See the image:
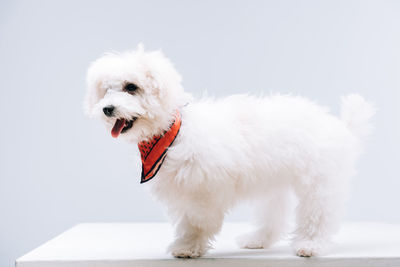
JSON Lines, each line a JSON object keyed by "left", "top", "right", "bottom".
{"left": 111, "top": 117, "right": 137, "bottom": 138}
{"left": 103, "top": 105, "right": 115, "bottom": 117}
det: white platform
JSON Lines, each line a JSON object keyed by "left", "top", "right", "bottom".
{"left": 16, "top": 222, "right": 400, "bottom": 267}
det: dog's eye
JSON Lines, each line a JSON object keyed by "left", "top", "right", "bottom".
{"left": 124, "top": 83, "right": 139, "bottom": 93}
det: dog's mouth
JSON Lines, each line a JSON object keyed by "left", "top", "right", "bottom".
{"left": 111, "top": 117, "right": 137, "bottom": 138}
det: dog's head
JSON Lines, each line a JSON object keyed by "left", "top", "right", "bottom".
{"left": 84, "top": 44, "right": 188, "bottom": 142}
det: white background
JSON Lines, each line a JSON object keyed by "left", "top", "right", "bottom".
{"left": 1, "top": 1, "right": 399, "bottom": 267}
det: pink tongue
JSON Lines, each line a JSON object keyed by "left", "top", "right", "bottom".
{"left": 111, "top": 118, "right": 126, "bottom": 138}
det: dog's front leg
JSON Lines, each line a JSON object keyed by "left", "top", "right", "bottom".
{"left": 168, "top": 210, "right": 224, "bottom": 258}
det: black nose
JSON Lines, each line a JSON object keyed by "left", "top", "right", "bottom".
{"left": 103, "top": 105, "right": 115, "bottom": 117}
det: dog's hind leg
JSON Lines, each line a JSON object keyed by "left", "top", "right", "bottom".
{"left": 168, "top": 208, "right": 225, "bottom": 258}
{"left": 236, "top": 189, "right": 292, "bottom": 249}
{"left": 291, "top": 175, "right": 348, "bottom": 257}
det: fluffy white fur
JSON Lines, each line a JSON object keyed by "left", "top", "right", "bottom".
{"left": 84, "top": 44, "right": 375, "bottom": 258}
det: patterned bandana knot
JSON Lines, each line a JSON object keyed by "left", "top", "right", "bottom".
{"left": 138, "top": 111, "right": 182, "bottom": 183}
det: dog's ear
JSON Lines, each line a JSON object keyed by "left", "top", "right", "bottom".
{"left": 84, "top": 62, "right": 104, "bottom": 118}
{"left": 141, "top": 50, "right": 183, "bottom": 99}
{"left": 83, "top": 78, "right": 98, "bottom": 118}
{"left": 143, "top": 68, "right": 164, "bottom": 98}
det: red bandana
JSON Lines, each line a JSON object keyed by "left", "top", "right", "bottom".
{"left": 138, "top": 111, "right": 182, "bottom": 183}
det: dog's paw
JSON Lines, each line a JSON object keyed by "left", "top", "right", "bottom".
{"left": 168, "top": 239, "right": 208, "bottom": 258}
{"left": 236, "top": 232, "right": 273, "bottom": 249}
{"left": 292, "top": 240, "right": 325, "bottom": 257}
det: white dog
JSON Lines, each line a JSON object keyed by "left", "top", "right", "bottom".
{"left": 84, "top": 45, "right": 375, "bottom": 258}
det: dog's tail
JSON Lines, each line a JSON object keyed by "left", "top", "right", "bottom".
{"left": 340, "top": 94, "right": 376, "bottom": 139}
